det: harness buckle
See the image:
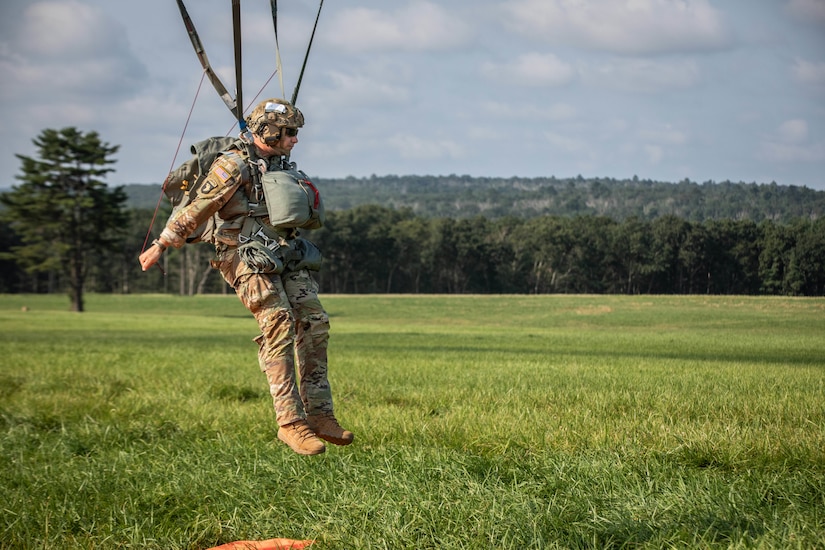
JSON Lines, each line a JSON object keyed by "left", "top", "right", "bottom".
{"left": 256, "top": 159, "right": 268, "bottom": 175}
{"left": 250, "top": 226, "right": 280, "bottom": 251}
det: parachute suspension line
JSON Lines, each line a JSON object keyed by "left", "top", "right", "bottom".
{"left": 175, "top": 0, "right": 236, "bottom": 117}
{"left": 270, "top": 0, "right": 286, "bottom": 99}
{"left": 291, "top": 0, "right": 324, "bottom": 106}
{"left": 142, "top": 69, "right": 207, "bottom": 256}
{"left": 232, "top": 0, "right": 251, "bottom": 140}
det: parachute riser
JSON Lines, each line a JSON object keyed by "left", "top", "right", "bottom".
{"left": 176, "top": 0, "right": 237, "bottom": 116}
{"left": 231, "top": 0, "right": 252, "bottom": 140}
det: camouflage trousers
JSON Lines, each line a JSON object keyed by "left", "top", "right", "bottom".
{"left": 217, "top": 245, "right": 333, "bottom": 426}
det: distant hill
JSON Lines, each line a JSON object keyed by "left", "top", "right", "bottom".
{"left": 123, "top": 175, "right": 825, "bottom": 223}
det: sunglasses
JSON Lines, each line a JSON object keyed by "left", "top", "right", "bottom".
{"left": 264, "top": 127, "right": 299, "bottom": 145}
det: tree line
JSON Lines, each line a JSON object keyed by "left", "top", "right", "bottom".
{"left": 2, "top": 128, "right": 824, "bottom": 308}
{"left": 310, "top": 206, "right": 825, "bottom": 295}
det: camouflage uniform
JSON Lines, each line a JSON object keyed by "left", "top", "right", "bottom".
{"left": 158, "top": 151, "right": 334, "bottom": 427}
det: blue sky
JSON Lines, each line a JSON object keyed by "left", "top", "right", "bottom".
{"left": 1, "top": 0, "right": 824, "bottom": 190}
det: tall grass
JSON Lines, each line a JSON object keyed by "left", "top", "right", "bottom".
{"left": 1, "top": 294, "right": 823, "bottom": 549}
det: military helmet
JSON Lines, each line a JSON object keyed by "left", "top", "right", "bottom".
{"left": 246, "top": 98, "right": 304, "bottom": 143}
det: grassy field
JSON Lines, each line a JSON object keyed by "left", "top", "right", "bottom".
{"left": 1, "top": 293, "right": 823, "bottom": 549}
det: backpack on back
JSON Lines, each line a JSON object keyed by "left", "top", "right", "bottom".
{"left": 162, "top": 136, "right": 243, "bottom": 243}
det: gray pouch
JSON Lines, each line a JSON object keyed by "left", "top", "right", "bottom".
{"left": 287, "top": 238, "right": 323, "bottom": 272}
{"left": 237, "top": 240, "right": 284, "bottom": 274}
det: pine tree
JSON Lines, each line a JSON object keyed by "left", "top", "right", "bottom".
{"left": 1, "top": 127, "right": 128, "bottom": 311}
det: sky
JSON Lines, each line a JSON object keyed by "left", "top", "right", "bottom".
{"left": 1, "top": 0, "right": 824, "bottom": 191}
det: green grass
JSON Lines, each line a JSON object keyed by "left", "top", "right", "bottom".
{"left": 1, "top": 293, "right": 823, "bottom": 549}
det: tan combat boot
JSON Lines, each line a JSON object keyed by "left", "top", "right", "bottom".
{"left": 306, "top": 414, "right": 354, "bottom": 446}
{"left": 277, "top": 420, "right": 326, "bottom": 455}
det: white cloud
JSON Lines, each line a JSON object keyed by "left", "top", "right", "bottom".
{"left": 502, "top": 0, "right": 732, "bottom": 55}
{"left": 644, "top": 144, "right": 664, "bottom": 164}
{"left": 762, "top": 141, "right": 825, "bottom": 163}
{"left": 792, "top": 59, "right": 825, "bottom": 86}
{"left": 461, "top": 101, "right": 578, "bottom": 144}
{"left": 324, "top": 70, "right": 412, "bottom": 106}
{"left": 482, "top": 52, "right": 575, "bottom": 87}
{"left": 786, "top": 0, "right": 825, "bottom": 24}
{"left": 1, "top": 0, "right": 146, "bottom": 101}
{"left": 325, "top": 1, "right": 472, "bottom": 53}
{"left": 582, "top": 58, "right": 701, "bottom": 93}
{"left": 6, "top": 57, "right": 141, "bottom": 99}
{"left": 761, "top": 118, "right": 825, "bottom": 163}
{"left": 638, "top": 124, "right": 689, "bottom": 146}
{"left": 542, "top": 131, "right": 588, "bottom": 154}
{"left": 778, "top": 119, "right": 809, "bottom": 143}
{"left": 20, "top": 1, "right": 117, "bottom": 58}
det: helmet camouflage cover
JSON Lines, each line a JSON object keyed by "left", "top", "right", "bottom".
{"left": 247, "top": 98, "right": 304, "bottom": 142}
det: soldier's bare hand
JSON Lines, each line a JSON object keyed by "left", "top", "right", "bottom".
{"left": 139, "top": 245, "right": 163, "bottom": 271}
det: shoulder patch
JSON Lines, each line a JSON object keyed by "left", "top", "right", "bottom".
{"left": 197, "top": 152, "right": 249, "bottom": 198}
{"left": 212, "top": 154, "right": 244, "bottom": 181}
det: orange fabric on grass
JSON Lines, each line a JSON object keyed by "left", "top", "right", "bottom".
{"left": 208, "top": 538, "right": 314, "bottom": 549}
